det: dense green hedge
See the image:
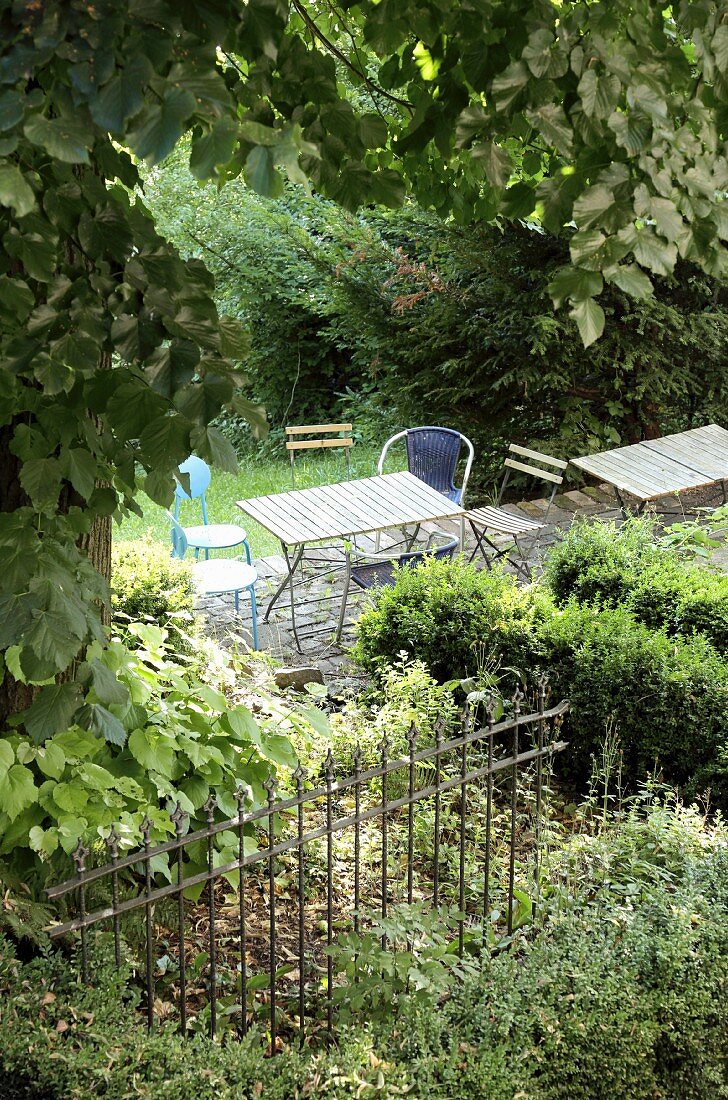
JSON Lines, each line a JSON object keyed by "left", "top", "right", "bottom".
{"left": 353, "top": 556, "right": 728, "bottom": 807}
{"left": 2, "top": 806, "right": 726, "bottom": 1099}
{"left": 545, "top": 518, "right": 728, "bottom": 654}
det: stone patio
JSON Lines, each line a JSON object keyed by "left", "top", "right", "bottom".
{"left": 196, "top": 481, "right": 727, "bottom": 682}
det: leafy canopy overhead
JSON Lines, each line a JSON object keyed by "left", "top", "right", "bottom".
{"left": 1, "top": 0, "right": 727, "bottom": 737}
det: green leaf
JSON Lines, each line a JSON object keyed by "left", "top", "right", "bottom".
{"left": 60, "top": 447, "right": 97, "bottom": 500}
{"left": 175, "top": 374, "right": 234, "bottom": 424}
{"left": 0, "top": 274, "right": 34, "bottom": 324}
{"left": 245, "top": 145, "right": 283, "bottom": 198}
{"left": 138, "top": 415, "right": 192, "bottom": 469}
{"left": 190, "top": 424, "right": 238, "bottom": 474}
{"left": 649, "top": 198, "right": 683, "bottom": 243}
{"left": 369, "top": 169, "right": 405, "bottom": 209}
{"left": 145, "top": 342, "right": 199, "bottom": 398}
{"left": 713, "top": 25, "right": 728, "bottom": 74}
{"left": 223, "top": 705, "right": 261, "bottom": 743}
{"left": 107, "top": 381, "right": 168, "bottom": 441}
{"left": 526, "top": 104, "right": 573, "bottom": 158}
{"left": 52, "top": 780, "right": 89, "bottom": 814}
{"left": 35, "top": 741, "right": 66, "bottom": 780}
{"left": 471, "top": 141, "right": 511, "bottom": 188}
{"left": 359, "top": 113, "right": 387, "bottom": 148}
{"left": 578, "top": 70, "right": 620, "bottom": 119}
{"left": 522, "top": 28, "right": 555, "bottom": 79}
{"left": 608, "top": 109, "right": 650, "bottom": 157}
{"left": 605, "top": 263, "right": 653, "bottom": 299}
{"left": 29, "top": 825, "right": 59, "bottom": 860}
{"left": 19, "top": 683, "right": 82, "bottom": 745}
{"left": 189, "top": 116, "right": 238, "bottom": 180}
{"left": 23, "top": 114, "right": 91, "bottom": 163}
{"left": 0, "top": 764, "right": 37, "bottom": 821}
{"left": 129, "top": 727, "right": 177, "bottom": 777}
{"left": 0, "top": 741, "right": 14, "bottom": 776}
{"left": 76, "top": 703, "right": 128, "bottom": 747}
{"left": 88, "top": 659, "right": 131, "bottom": 708}
{"left": 0, "top": 163, "right": 35, "bottom": 217}
{"left": 491, "top": 61, "right": 529, "bottom": 111}
{"left": 629, "top": 225, "right": 677, "bottom": 276}
{"left": 573, "top": 184, "right": 631, "bottom": 234}
{"left": 90, "top": 54, "right": 154, "bottom": 132}
{"left": 229, "top": 395, "right": 268, "bottom": 440}
{"left": 19, "top": 457, "right": 62, "bottom": 508}
{"left": 454, "top": 105, "right": 487, "bottom": 148}
{"left": 547, "top": 265, "right": 603, "bottom": 308}
{"left": 218, "top": 317, "right": 250, "bottom": 360}
{"left": 128, "top": 88, "right": 196, "bottom": 164}
{"left": 0, "top": 90, "right": 24, "bottom": 131}
{"left": 570, "top": 297, "right": 605, "bottom": 347}
{"left": 33, "top": 356, "right": 74, "bottom": 397}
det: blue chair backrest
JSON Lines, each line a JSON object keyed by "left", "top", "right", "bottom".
{"left": 169, "top": 514, "right": 189, "bottom": 559}
{"left": 174, "top": 456, "right": 212, "bottom": 522}
{"left": 406, "top": 427, "right": 462, "bottom": 500}
{"left": 398, "top": 534, "right": 459, "bottom": 569}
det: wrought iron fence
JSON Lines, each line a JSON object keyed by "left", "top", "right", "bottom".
{"left": 46, "top": 685, "right": 568, "bottom": 1047}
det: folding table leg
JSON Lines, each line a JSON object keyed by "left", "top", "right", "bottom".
{"left": 335, "top": 548, "right": 352, "bottom": 643}
{"left": 264, "top": 543, "right": 305, "bottom": 623}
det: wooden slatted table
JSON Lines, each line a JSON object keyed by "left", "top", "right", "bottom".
{"left": 570, "top": 424, "right": 728, "bottom": 514}
{"left": 237, "top": 472, "right": 464, "bottom": 648}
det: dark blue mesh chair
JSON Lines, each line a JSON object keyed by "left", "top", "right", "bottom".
{"left": 350, "top": 532, "right": 460, "bottom": 591}
{"left": 378, "top": 426, "right": 474, "bottom": 505}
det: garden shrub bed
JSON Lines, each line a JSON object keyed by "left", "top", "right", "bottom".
{"left": 2, "top": 804, "right": 726, "bottom": 1099}
{"left": 353, "top": 551, "right": 728, "bottom": 809}
{"left": 545, "top": 517, "right": 728, "bottom": 653}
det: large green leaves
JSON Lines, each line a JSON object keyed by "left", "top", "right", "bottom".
{"left": 128, "top": 88, "right": 196, "bottom": 164}
{"left": 0, "top": 163, "right": 35, "bottom": 216}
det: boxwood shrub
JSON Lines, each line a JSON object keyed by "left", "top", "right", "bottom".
{"left": 111, "top": 539, "right": 198, "bottom": 653}
{"left": 353, "top": 557, "right": 728, "bottom": 808}
{"left": 545, "top": 517, "right": 728, "bottom": 654}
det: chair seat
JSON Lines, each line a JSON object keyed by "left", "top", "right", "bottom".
{"left": 183, "top": 523, "right": 248, "bottom": 550}
{"left": 466, "top": 506, "right": 544, "bottom": 536}
{"left": 193, "top": 559, "right": 257, "bottom": 597}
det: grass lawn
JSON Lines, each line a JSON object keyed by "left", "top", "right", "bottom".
{"left": 115, "top": 444, "right": 405, "bottom": 559}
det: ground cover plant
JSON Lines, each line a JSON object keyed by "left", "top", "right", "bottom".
{"left": 2, "top": 799, "right": 726, "bottom": 1099}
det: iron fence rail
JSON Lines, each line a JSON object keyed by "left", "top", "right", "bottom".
{"left": 46, "top": 687, "right": 568, "bottom": 1048}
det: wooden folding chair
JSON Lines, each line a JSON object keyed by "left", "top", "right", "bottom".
{"left": 285, "top": 423, "right": 354, "bottom": 487}
{"left": 465, "top": 444, "right": 568, "bottom": 578}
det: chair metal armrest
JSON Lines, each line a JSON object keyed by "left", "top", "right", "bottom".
{"left": 377, "top": 430, "right": 408, "bottom": 475}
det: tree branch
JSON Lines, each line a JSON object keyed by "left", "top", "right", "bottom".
{"left": 290, "top": 0, "right": 414, "bottom": 115}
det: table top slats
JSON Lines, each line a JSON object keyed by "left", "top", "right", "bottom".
{"left": 571, "top": 423, "right": 728, "bottom": 501}
{"left": 237, "top": 472, "right": 463, "bottom": 546}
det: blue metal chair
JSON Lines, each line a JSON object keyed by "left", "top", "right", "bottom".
{"left": 378, "top": 426, "right": 475, "bottom": 505}
{"left": 335, "top": 531, "right": 459, "bottom": 635}
{"left": 174, "top": 456, "right": 251, "bottom": 563}
{"left": 351, "top": 531, "right": 460, "bottom": 590}
{"left": 170, "top": 516, "right": 259, "bottom": 649}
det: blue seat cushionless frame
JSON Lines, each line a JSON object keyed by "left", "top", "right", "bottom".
{"left": 407, "top": 427, "right": 463, "bottom": 502}
{"left": 174, "top": 456, "right": 251, "bottom": 562}
{"left": 351, "top": 533, "right": 459, "bottom": 590}
{"left": 170, "top": 515, "right": 259, "bottom": 649}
